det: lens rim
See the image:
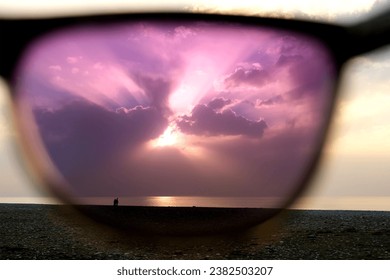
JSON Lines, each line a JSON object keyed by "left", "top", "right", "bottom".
{"left": 5, "top": 13, "right": 348, "bottom": 234}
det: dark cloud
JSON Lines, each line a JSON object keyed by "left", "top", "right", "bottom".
{"left": 130, "top": 73, "right": 173, "bottom": 116}
{"left": 34, "top": 98, "right": 168, "bottom": 185}
{"left": 177, "top": 101, "right": 267, "bottom": 138}
{"left": 207, "top": 97, "right": 232, "bottom": 110}
{"left": 224, "top": 66, "right": 270, "bottom": 88}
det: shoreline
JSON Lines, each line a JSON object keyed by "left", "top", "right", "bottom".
{"left": 0, "top": 204, "right": 389, "bottom": 259}
{"left": 2, "top": 201, "right": 390, "bottom": 212}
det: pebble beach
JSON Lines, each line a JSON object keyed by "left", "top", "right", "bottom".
{"left": 0, "top": 204, "right": 389, "bottom": 259}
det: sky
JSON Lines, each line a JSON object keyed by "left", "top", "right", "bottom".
{"left": 0, "top": 0, "right": 390, "bottom": 210}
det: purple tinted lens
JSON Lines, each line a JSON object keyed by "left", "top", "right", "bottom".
{"left": 14, "top": 21, "right": 336, "bottom": 210}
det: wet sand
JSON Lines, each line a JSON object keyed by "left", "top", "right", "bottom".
{"left": 0, "top": 204, "right": 389, "bottom": 259}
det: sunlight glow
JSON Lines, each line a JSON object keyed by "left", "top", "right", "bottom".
{"left": 151, "top": 125, "right": 181, "bottom": 148}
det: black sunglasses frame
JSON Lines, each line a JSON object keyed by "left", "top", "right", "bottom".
{"left": 1, "top": 11, "right": 390, "bottom": 234}
{"left": 1, "top": 10, "right": 390, "bottom": 80}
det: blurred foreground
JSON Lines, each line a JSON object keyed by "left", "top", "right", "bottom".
{"left": 0, "top": 204, "right": 389, "bottom": 259}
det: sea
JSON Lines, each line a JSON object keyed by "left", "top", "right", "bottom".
{"left": 1, "top": 196, "right": 390, "bottom": 210}
{"left": 77, "top": 196, "right": 285, "bottom": 208}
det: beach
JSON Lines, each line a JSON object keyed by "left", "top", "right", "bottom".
{"left": 0, "top": 204, "right": 389, "bottom": 259}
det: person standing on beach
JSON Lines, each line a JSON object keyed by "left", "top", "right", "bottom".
{"left": 113, "top": 197, "right": 119, "bottom": 206}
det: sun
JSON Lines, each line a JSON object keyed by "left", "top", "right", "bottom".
{"left": 152, "top": 125, "right": 180, "bottom": 148}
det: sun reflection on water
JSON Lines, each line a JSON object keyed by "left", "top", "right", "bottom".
{"left": 151, "top": 196, "right": 176, "bottom": 206}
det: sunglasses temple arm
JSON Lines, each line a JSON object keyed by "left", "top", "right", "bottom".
{"left": 348, "top": 9, "right": 390, "bottom": 57}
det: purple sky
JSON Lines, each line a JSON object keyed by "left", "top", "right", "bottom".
{"left": 15, "top": 20, "right": 336, "bottom": 206}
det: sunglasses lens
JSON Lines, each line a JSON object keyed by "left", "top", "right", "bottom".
{"left": 13, "top": 20, "right": 337, "bottom": 233}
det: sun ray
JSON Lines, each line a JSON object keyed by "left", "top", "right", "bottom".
{"left": 151, "top": 124, "right": 181, "bottom": 148}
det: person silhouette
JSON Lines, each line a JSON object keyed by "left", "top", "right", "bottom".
{"left": 113, "top": 197, "right": 119, "bottom": 206}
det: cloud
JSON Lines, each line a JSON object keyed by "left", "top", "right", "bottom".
{"left": 131, "top": 73, "right": 174, "bottom": 116}
{"left": 256, "top": 95, "right": 284, "bottom": 107}
{"left": 33, "top": 98, "right": 168, "bottom": 187}
{"left": 207, "top": 97, "right": 232, "bottom": 110}
{"left": 176, "top": 100, "right": 267, "bottom": 137}
{"left": 66, "top": 56, "right": 81, "bottom": 64}
{"left": 49, "top": 65, "right": 62, "bottom": 71}
{"left": 224, "top": 64, "right": 270, "bottom": 89}
{"left": 71, "top": 67, "right": 80, "bottom": 74}
{"left": 93, "top": 62, "right": 104, "bottom": 70}
{"left": 174, "top": 26, "right": 196, "bottom": 39}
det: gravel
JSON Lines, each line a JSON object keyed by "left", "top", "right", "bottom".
{"left": 0, "top": 204, "right": 390, "bottom": 259}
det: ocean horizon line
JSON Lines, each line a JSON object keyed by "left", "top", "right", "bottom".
{"left": 1, "top": 196, "right": 390, "bottom": 211}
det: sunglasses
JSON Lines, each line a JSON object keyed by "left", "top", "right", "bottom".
{"left": 1, "top": 11, "right": 389, "bottom": 235}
